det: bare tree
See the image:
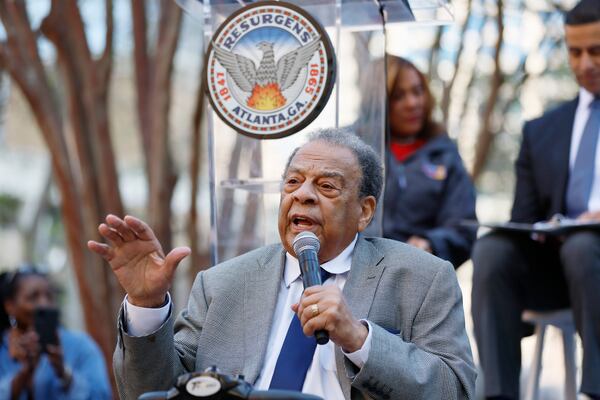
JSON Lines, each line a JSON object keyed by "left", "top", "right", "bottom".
{"left": 131, "top": 0, "right": 182, "bottom": 250}
{"left": 0, "top": 69, "right": 9, "bottom": 140}
{"left": 425, "top": 0, "right": 574, "bottom": 186}
{"left": 0, "top": 1, "right": 183, "bottom": 385}
{"left": 433, "top": 0, "right": 473, "bottom": 126}
{"left": 188, "top": 62, "right": 211, "bottom": 281}
{"left": 0, "top": 0, "right": 121, "bottom": 369}
{"left": 471, "top": 0, "right": 505, "bottom": 179}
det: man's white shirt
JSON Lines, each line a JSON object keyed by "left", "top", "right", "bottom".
{"left": 570, "top": 88, "right": 600, "bottom": 212}
{"left": 124, "top": 234, "right": 372, "bottom": 400}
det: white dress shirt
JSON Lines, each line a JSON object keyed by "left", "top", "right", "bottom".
{"left": 124, "top": 234, "right": 372, "bottom": 400}
{"left": 570, "top": 88, "right": 600, "bottom": 213}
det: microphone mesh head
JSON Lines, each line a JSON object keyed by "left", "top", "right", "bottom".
{"left": 293, "top": 231, "right": 320, "bottom": 255}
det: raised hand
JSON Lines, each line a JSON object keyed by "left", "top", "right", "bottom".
{"left": 8, "top": 329, "right": 40, "bottom": 396}
{"left": 87, "top": 215, "right": 190, "bottom": 308}
{"left": 9, "top": 329, "right": 40, "bottom": 368}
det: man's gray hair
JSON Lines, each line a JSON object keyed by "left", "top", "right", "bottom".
{"left": 283, "top": 127, "right": 384, "bottom": 201}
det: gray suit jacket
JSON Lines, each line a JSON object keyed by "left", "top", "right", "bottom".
{"left": 114, "top": 236, "right": 476, "bottom": 400}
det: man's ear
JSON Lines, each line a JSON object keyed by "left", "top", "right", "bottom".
{"left": 357, "top": 196, "right": 377, "bottom": 232}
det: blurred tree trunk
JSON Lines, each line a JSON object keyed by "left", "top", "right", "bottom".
{"left": 437, "top": 0, "right": 473, "bottom": 126}
{"left": 131, "top": 0, "right": 182, "bottom": 251}
{"left": 0, "top": 70, "right": 9, "bottom": 137}
{"left": 0, "top": 0, "right": 121, "bottom": 387}
{"left": 471, "top": 0, "right": 505, "bottom": 180}
{"left": 188, "top": 62, "right": 211, "bottom": 282}
{"left": 0, "top": 1, "right": 183, "bottom": 391}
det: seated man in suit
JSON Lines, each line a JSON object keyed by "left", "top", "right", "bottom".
{"left": 88, "top": 128, "right": 476, "bottom": 400}
{"left": 471, "top": 1, "right": 600, "bottom": 399}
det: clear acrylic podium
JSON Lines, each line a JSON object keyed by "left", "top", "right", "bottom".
{"left": 176, "top": 0, "right": 453, "bottom": 264}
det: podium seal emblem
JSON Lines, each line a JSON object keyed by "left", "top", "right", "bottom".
{"left": 205, "top": 1, "right": 336, "bottom": 139}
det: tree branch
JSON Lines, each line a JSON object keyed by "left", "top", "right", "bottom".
{"left": 0, "top": 42, "right": 6, "bottom": 69}
{"left": 41, "top": 1, "right": 123, "bottom": 374}
{"left": 97, "top": 0, "right": 113, "bottom": 88}
{"left": 8, "top": 2, "right": 42, "bottom": 74}
{"left": 455, "top": 14, "right": 487, "bottom": 149}
{"left": 131, "top": 0, "right": 151, "bottom": 163}
{"left": 472, "top": 0, "right": 505, "bottom": 180}
{"left": 0, "top": 1, "right": 65, "bottom": 164}
{"left": 188, "top": 62, "right": 208, "bottom": 279}
{"left": 440, "top": 0, "right": 472, "bottom": 126}
{"left": 146, "top": 0, "right": 182, "bottom": 247}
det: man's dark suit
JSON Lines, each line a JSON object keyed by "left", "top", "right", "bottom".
{"left": 472, "top": 97, "right": 600, "bottom": 399}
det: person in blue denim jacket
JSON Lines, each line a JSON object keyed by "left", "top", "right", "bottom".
{"left": 0, "top": 267, "right": 111, "bottom": 400}
{"left": 382, "top": 56, "right": 477, "bottom": 268}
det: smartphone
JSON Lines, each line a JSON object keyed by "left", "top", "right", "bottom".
{"left": 34, "top": 307, "right": 59, "bottom": 351}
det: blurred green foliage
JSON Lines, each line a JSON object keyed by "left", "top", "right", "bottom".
{"left": 0, "top": 193, "right": 21, "bottom": 227}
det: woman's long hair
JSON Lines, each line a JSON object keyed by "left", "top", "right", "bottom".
{"left": 386, "top": 55, "right": 444, "bottom": 140}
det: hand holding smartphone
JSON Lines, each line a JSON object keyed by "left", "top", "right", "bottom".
{"left": 34, "top": 307, "right": 59, "bottom": 352}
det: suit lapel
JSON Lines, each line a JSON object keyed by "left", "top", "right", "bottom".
{"left": 243, "top": 246, "right": 286, "bottom": 383}
{"left": 343, "top": 237, "right": 386, "bottom": 319}
{"left": 335, "top": 236, "right": 385, "bottom": 399}
{"left": 552, "top": 98, "right": 579, "bottom": 213}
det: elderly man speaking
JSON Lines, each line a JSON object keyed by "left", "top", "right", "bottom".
{"left": 88, "top": 129, "right": 475, "bottom": 400}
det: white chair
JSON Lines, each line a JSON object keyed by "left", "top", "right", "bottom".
{"left": 521, "top": 308, "right": 577, "bottom": 400}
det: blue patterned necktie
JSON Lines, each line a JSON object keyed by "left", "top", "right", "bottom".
{"left": 566, "top": 97, "right": 600, "bottom": 218}
{"left": 269, "top": 268, "right": 331, "bottom": 391}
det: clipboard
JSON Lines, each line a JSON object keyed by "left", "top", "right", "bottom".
{"left": 461, "top": 218, "right": 600, "bottom": 236}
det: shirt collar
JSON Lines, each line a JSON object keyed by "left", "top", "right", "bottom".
{"left": 283, "top": 234, "right": 358, "bottom": 288}
{"left": 579, "top": 88, "right": 596, "bottom": 109}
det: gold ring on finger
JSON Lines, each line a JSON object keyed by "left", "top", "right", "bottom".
{"left": 310, "top": 304, "right": 319, "bottom": 317}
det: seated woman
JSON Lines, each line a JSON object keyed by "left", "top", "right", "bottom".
{"left": 383, "top": 56, "right": 477, "bottom": 268}
{"left": 0, "top": 266, "right": 111, "bottom": 400}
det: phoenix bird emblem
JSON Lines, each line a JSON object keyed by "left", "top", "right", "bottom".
{"left": 213, "top": 37, "right": 321, "bottom": 111}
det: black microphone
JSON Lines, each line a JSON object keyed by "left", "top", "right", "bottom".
{"left": 293, "top": 232, "right": 329, "bottom": 345}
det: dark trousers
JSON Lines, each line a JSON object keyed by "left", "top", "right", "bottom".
{"left": 471, "top": 230, "right": 600, "bottom": 399}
